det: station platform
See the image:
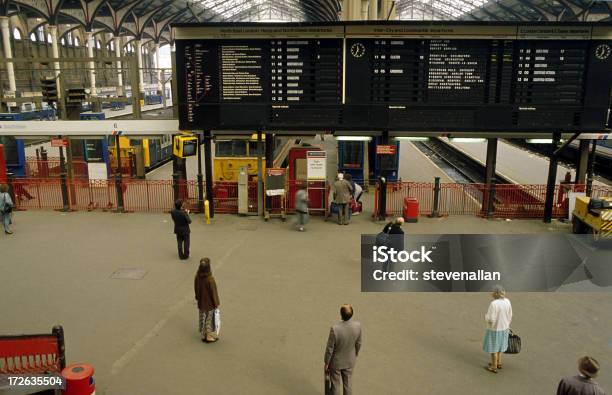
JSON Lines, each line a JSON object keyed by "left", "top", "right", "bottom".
{"left": 1, "top": 211, "right": 610, "bottom": 395}
{"left": 398, "top": 140, "right": 453, "bottom": 183}
{"left": 446, "top": 138, "right": 609, "bottom": 186}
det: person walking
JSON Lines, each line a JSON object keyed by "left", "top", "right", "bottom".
{"left": 295, "top": 188, "right": 309, "bottom": 232}
{"left": 483, "top": 285, "right": 512, "bottom": 373}
{"left": 170, "top": 199, "right": 191, "bottom": 260}
{"left": 324, "top": 304, "right": 362, "bottom": 395}
{"left": 194, "top": 258, "right": 221, "bottom": 343}
{"left": 557, "top": 356, "right": 607, "bottom": 395}
{"left": 333, "top": 173, "right": 353, "bottom": 226}
{"left": 0, "top": 184, "right": 14, "bottom": 235}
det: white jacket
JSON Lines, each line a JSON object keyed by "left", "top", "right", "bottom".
{"left": 485, "top": 298, "right": 512, "bottom": 331}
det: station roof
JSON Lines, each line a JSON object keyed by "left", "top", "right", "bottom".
{"left": 396, "top": 0, "right": 612, "bottom": 22}
{"left": 4, "top": 0, "right": 610, "bottom": 47}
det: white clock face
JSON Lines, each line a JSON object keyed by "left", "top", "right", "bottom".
{"left": 350, "top": 43, "right": 365, "bottom": 58}
{"left": 595, "top": 44, "right": 611, "bottom": 60}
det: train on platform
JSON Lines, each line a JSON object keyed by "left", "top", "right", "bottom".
{"left": 213, "top": 134, "right": 265, "bottom": 182}
{"left": 337, "top": 136, "right": 400, "bottom": 185}
{"left": 80, "top": 112, "right": 173, "bottom": 174}
{"left": 0, "top": 109, "right": 56, "bottom": 176}
{"left": 107, "top": 135, "right": 173, "bottom": 173}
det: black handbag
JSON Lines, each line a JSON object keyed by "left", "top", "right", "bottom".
{"left": 504, "top": 329, "right": 521, "bottom": 354}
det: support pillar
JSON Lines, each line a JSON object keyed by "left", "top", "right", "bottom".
{"left": 543, "top": 132, "right": 562, "bottom": 223}
{"left": 265, "top": 133, "right": 274, "bottom": 213}
{"left": 0, "top": 17, "right": 16, "bottom": 94}
{"left": 257, "top": 131, "right": 264, "bottom": 217}
{"left": 368, "top": 0, "right": 378, "bottom": 20}
{"left": 197, "top": 133, "right": 204, "bottom": 214}
{"left": 483, "top": 138, "right": 498, "bottom": 216}
{"left": 171, "top": 43, "right": 178, "bottom": 118}
{"left": 134, "top": 39, "right": 144, "bottom": 90}
{"left": 575, "top": 139, "right": 590, "bottom": 185}
{"left": 155, "top": 42, "right": 162, "bottom": 94}
{"left": 203, "top": 130, "right": 214, "bottom": 218}
{"left": 381, "top": 0, "right": 397, "bottom": 20}
{"left": 361, "top": 0, "right": 369, "bottom": 19}
{"left": 114, "top": 35, "right": 123, "bottom": 96}
{"left": 48, "top": 25, "right": 61, "bottom": 97}
{"left": 85, "top": 31, "right": 96, "bottom": 96}
{"left": 586, "top": 140, "right": 597, "bottom": 197}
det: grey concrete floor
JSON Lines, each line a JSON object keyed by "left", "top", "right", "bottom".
{"left": 1, "top": 211, "right": 611, "bottom": 395}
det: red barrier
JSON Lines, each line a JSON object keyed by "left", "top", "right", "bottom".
{"left": 0, "top": 326, "right": 66, "bottom": 375}
{"left": 374, "top": 182, "right": 612, "bottom": 220}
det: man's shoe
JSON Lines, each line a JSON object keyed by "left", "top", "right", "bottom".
{"left": 5, "top": 231, "right": 13, "bottom": 234}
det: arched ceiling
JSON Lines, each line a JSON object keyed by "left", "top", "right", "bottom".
{"left": 395, "top": 0, "right": 612, "bottom": 22}
{"left": 4, "top": 0, "right": 341, "bottom": 44}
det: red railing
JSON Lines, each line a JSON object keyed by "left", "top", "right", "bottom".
{"left": 11, "top": 176, "right": 612, "bottom": 220}
{"left": 374, "top": 181, "right": 612, "bottom": 219}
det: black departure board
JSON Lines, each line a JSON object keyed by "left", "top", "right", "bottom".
{"left": 174, "top": 22, "right": 612, "bottom": 132}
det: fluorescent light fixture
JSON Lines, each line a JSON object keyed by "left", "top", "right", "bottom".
{"left": 526, "top": 138, "right": 565, "bottom": 144}
{"left": 395, "top": 137, "right": 429, "bottom": 141}
{"left": 450, "top": 138, "right": 486, "bottom": 143}
{"left": 335, "top": 136, "right": 372, "bottom": 141}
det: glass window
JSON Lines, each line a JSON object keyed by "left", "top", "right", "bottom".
{"left": 248, "top": 141, "right": 260, "bottom": 156}
{"left": 12, "top": 28, "right": 21, "bottom": 40}
{"left": 215, "top": 140, "right": 247, "bottom": 156}
{"left": 61, "top": 37, "right": 66, "bottom": 46}
{"left": 47, "top": 33, "right": 52, "bottom": 43}
{"left": 30, "top": 32, "right": 37, "bottom": 42}
{"left": 109, "top": 40, "right": 114, "bottom": 51}
{"left": 74, "top": 37, "right": 80, "bottom": 46}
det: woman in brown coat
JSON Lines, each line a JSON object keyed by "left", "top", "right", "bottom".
{"left": 194, "top": 258, "right": 220, "bottom": 342}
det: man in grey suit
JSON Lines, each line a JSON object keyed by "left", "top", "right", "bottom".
{"left": 324, "top": 304, "right": 362, "bottom": 395}
{"left": 333, "top": 174, "right": 353, "bottom": 225}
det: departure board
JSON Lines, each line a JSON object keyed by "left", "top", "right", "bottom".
{"left": 176, "top": 25, "right": 343, "bottom": 129}
{"left": 175, "top": 22, "right": 612, "bottom": 132}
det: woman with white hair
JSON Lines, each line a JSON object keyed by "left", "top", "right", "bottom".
{"left": 483, "top": 285, "right": 512, "bottom": 373}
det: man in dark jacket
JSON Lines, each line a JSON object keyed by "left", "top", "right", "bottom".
{"left": 170, "top": 199, "right": 191, "bottom": 260}
{"left": 382, "top": 217, "right": 404, "bottom": 272}
{"left": 557, "top": 356, "right": 607, "bottom": 395}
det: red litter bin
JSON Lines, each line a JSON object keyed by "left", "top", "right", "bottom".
{"left": 403, "top": 197, "right": 419, "bottom": 223}
{"left": 62, "top": 363, "right": 95, "bottom": 395}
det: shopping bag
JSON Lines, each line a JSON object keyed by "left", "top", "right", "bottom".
{"left": 214, "top": 308, "right": 221, "bottom": 336}
{"left": 504, "top": 329, "right": 521, "bottom": 354}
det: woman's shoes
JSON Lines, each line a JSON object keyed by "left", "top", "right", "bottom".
{"left": 485, "top": 364, "right": 498, "bottom": 374}
{"left": 5, "top": 231, "right": 12, "bottom": 234}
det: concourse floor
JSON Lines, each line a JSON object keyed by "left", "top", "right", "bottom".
{"left": 1, "top": 211, "right": 611, "bottom": 395}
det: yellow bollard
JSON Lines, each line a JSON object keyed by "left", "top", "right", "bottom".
{"left": 204, "top": 199, "right": 211, "bottom": 224}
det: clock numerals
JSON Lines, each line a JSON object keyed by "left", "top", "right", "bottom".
{"left": 350, "top": 43, "right": 365, "bottom": 58}
{"left": 595, "top": 44, "right": 610, "bottom": 60}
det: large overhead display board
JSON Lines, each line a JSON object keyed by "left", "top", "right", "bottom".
{"left": 174, "top": 22, "right": 612, "bottom": 132}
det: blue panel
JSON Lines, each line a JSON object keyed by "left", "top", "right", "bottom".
{"left": 373, "top": 137, "right": 400, "bottom": 182}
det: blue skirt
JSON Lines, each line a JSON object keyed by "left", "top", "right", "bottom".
{"left": 483, "top": 329, "right": 509, "bottom": 353}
